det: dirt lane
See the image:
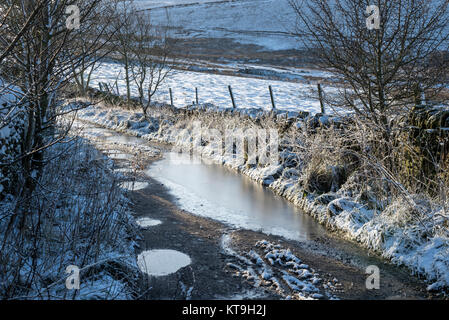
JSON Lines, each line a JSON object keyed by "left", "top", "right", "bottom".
{"left": 82, "top": 124, "right": 434, "bottom": 300}
{"left": 126, "top": 155, "right": 432, "bottom": 300}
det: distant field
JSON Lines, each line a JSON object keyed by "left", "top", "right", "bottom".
{"left": 132, "top": 0, "right": 230, "bottom": 9}
{"left": 134, "top": 0, "right": 300, "bottom": 51}
{"left": 89, "top": 61, "right": 340, "bottom": 114}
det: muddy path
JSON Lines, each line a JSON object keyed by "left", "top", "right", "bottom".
{"left": 128, "top": 163, "right": 431, "bottom": 300}
{"left": 79, "top": 123, "right": 434, "bottom": 300}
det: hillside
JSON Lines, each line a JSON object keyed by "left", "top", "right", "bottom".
{"left": 137, "top": 0, "right": 300, "bottom": 51}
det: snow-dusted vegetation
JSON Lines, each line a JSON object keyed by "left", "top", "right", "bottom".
{"left": 221, "top": 235, "right": 341, "bottom": 300}
{"left": 74, "top": 97, "right": 449, "bottom": 292}
{"left": 0, "top": 0, "right": 143, "bottom": 300}
{"left": 1, "top": 0, "right": 449, "bottom": 301}
{"left": 0, "top": 136, "right": 140, "bottom": 299}
{"left": 0, "top": 80, "right": 24, "bottom": 196}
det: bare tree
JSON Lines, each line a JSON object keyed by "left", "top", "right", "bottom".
{"left": 0, "top": 1, "right": 145, "bottom": 299}
{"left": 289, "top": 0, "right": 449, "bottom": 182}
{"left": 130, "top": 11, "right": 174, "bottom": 118}
{"left": 0, "top": 0, "right": 111, "bottom": 228}
{"left": 70, "top": 2, "right": 118, "bottom": 96}
{"left": 290, "top": 0, "right": 449, "bottom": 125}
{"left": 109, "top": 0, "right": 136, "bottom": 102}
{"left": 0, "top": 0, "right": 48, "bottom": 64}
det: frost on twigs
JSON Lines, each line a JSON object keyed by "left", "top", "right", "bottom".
{"left": 0, "top": 138, "right": 140, "bottom": 299}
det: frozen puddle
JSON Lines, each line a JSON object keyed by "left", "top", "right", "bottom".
{"left": 137, "top": 250, "right": 191, "bottom": 276}
{"left": 119, "top": 181, "right": 149, "bottom": 191}
{"left": 147, "top": 153, "right": 327, "bottom": 242}
{"left": 136, "top": 217, "right": 162, "bottom": 228}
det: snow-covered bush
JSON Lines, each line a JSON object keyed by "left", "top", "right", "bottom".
{"left": 0, "top": 80, "right": 25, "bottom": 197}
{"left": 0, "top": 138, "right": 139, "bottom": 299}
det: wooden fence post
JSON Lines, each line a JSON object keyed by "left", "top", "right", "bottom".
{"left": 115, "top": 81, "right": 120, "bottom": 96}
{"left": 195, "top": 87, "right": 199, "bottom": 105}
{"left": 414, "top": 84, "right": 422, "bottom": 107}
{"left": 228, "top": 85, "right": 237, "bottom": 108}
{"left": 421, "top": 88, "right": 426, "bottom": 106}
{"left": 169, "top": 88, "right": 174, "bottom": 107}
{"left": 269, "top": 85, "right": 276, "bottom": 109}
{"left": 105, "top": 83, "right": 112, "bottom": 94}
{"left": 318, "top": 83, "right": 325, "bottom": 114}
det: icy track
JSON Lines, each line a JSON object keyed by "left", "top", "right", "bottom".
{"left": 89, "top": 61, "right": 339, "bottom": 114}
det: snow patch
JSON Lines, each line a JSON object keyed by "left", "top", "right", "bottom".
{"left": 136, "top": 217, "right": 162, "bottom": 228}
{"left": 137, "top": 249, "right": 191, "bottom": 276}
{"left": 119, "top": 181, "right": 149, "bottom": 191}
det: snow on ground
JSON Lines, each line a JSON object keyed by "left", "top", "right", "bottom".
{"left": 89, "top": 61, "right": 339, "bottom": 114}
{"left": 135, "top": 217, "right": 163, "bottom": 228}
{"left": 74, "top": 102, "right": 449, "bottom": 292}
{"left": 136, "top": 0, "right": 299, "bottom": 51}
{"left": 132, "top": 0, "right": 226, "bottom": 9}
{"left": 0, "top": 132, "right": 141, "bottom": 299}
{"left": 0, "top": 79, "right": 25, "bottom": 195}
{"left": 137, "top": 249, "right": 191, "bottom": 276}
{"left": 221, "top": 235, "right": 340, "bottom": 299}
{"left": 136, "top": 0, "right": 449, "bottom": 52}
{"left": 120, "top": 181, "right": 150, "bottom": 191}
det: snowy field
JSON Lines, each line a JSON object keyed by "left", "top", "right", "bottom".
{"left": 90, "top": 61, "right": 339, "bottom": 114}
{"left": 132, "top": 0, "right": 228, "bottom": 9}
{"left": 134, "top": 0, "right": 300, "bottom": 50}
{"left": 131, "top": 0, "right": 449, "bottom": 52}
